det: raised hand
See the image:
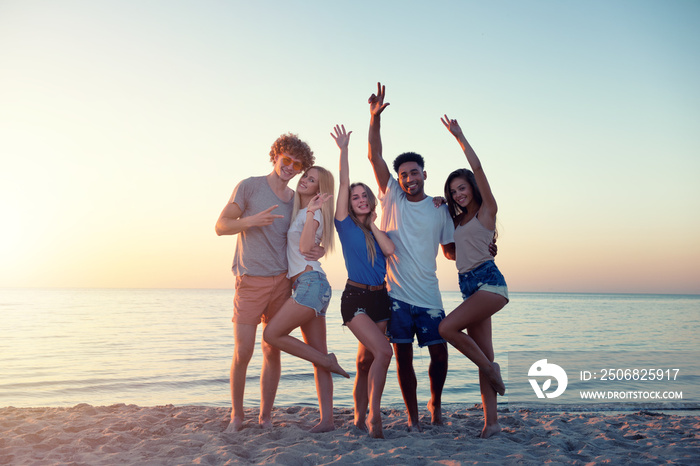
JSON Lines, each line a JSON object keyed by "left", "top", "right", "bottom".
{"left": 249, "top": 205, "right": 284, "bottom": 227}
{"left": 441, "top": 114, "right": 464, "bottom": 139}
{"left": 307, "top": 192, "right": 333, "bottom": 213}
{"left": 331, "top": 124, "right": 352, "bottom": 149}
{"left": 368, "top": 82, "right": 390, "bottom": 116}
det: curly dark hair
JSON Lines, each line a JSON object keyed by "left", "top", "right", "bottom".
{"left": 269, "top": 133, "right": 315, "bottom": 171}
{"left": 392, "top": 152, "right": 425, "bottom": 173}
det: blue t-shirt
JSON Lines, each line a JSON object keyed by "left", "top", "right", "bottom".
{"left": 334, "top": 216, "right": 387, "bottom": 287}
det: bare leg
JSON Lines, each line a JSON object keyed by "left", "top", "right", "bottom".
{"left": 225, "top": 322, "right": 257, "bottom": 433}
{"left": 469, "top": 318, "right": 501, "bottom": 438}
{"left": 393, "top": 342, "right": 421, "bottom": 431}
{"left": 438, "top": 291, "right": 507, "bottom": 396}
{"left": 347, "top": 316, "right": 392, "bottom": 438}
{"left": 263, "top": 298, "right": 349, "bottom": 378}
{"left": 427, "top": 342, "right": 448, "bottom": 425}
{"left": 352, "top": 342, "right": 371, "bottom": 431}
{"left": 301, "top": 315, "right": 336, "bottom": 433}
{"left": 259, "top": 321, "right": 281, "bottom": 428}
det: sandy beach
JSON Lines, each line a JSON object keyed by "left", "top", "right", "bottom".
{"left": 1, "top": 404, "right": 698, "bottom": 465}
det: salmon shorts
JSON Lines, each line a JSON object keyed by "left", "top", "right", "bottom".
{"left": 233, "top": 273, "right": 292, "bottom": 325}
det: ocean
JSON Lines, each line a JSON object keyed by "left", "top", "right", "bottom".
{"left": 1, "top": 289, "right": 698, "bottom": 413}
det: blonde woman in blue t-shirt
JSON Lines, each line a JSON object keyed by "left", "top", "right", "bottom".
{"left": 332, "top": 124, "right": 395, "bottom": 438}
{"left": 438, "top": 115, "right": 509, "bottom": 439}
{"left": 263, "top": 165, "right": 349, "bottom": 433}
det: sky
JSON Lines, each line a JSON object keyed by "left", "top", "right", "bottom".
{"left": 1, "top": 0, "right": 699, "bottom": 294}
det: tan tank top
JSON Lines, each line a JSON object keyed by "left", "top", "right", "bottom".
{"left": 454, "top": 215, "right": 494, "bottom": 274}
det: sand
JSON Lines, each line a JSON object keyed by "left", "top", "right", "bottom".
{"left": 1, "top": 403, "right": 698, "bottom": 465}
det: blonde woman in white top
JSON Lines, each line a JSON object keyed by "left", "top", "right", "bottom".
{"left": 264, "top": 166, "right": 349, "bottom": 433}
{"left": 438, "top": 115, "right": 508, "bottom": 439}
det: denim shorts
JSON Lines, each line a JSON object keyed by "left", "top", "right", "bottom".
{"left": 386, "top": 298, "right": 445, "bottom": 347}
{"left": 292, "top": 271, "right": 332, "bottom": 317}
{"left": 458, "top": 260, "right": 509, "bottom": 302}
{"left": 340, "top": 283, "right": 391, "bottom": 325}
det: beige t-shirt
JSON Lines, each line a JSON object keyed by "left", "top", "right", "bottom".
{"left": 231, "top": 176, "right": 293, "bottom": 277}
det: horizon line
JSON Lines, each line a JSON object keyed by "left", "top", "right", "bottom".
{"left": 2, "top": 286, "right": 699, "bottom": 297}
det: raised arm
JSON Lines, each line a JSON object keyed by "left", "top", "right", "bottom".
{"left": 368, "top": 82, "right": 391, "bottom": 194}
{"left": 215, "top": 195, "right": 283, "bottom": 236}
{"left": 332, "top": 124, "right": 352, "bottom": 221}
{"left": 441, "top": 114, "right": 498, "bottom": 228}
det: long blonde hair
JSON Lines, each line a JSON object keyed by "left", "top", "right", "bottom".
{"left": 293, "top": 166, "right": 335, "bottom": 253}
{"left": 348, "top": 182, "right": 378, "bottom": 265}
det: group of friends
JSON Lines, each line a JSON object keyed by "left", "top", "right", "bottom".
{"left": 215, "top": 83, "right": 509, "bottom": 439}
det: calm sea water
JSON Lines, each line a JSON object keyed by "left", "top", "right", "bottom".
{"left": 1, "top": 289, "right": 698, "bottom": 412}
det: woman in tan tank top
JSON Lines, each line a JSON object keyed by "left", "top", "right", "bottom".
{"left": 438, "top": 115, "right": 509, "bottom": 439}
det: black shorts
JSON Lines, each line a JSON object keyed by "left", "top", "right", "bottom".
{"left": 340, "top": 283, "right": 392, "bottom": 325}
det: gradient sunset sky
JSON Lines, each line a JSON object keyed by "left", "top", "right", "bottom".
{"left": 1, "top": 0, "right": 698, "bottom": 294}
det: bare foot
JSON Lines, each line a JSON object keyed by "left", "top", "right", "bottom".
{"left": 310, "top": 420, "right": 335, "bottom": 433}
{"left": 480, "top": 423, "right": 501, "bottom": 439}
{"left": 224, "top": 417, "right": 244, "bottom": 433}
{"left": 367, "top": 417, "right": 384, "bottom": 439}
{"left": 427, "top": 400, "right": 443, "bottom": 425}
{"left": 354, "top": 419, "right": 368, "bottom": 432}
{"left": 258, "top": 417, "right": 273, "bottom": 429}
{"left": 407, "top": 419, "right": 423, "bottom": 432}
{"left": 327, "top": 353, "right": 350, "bottom": 378}
{"left": 489, "top": 362, "right": 506, "bottom": 396}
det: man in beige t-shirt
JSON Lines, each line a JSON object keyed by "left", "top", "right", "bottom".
{"left": 215, "top": 133, "right": 322, "bottom": 432}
